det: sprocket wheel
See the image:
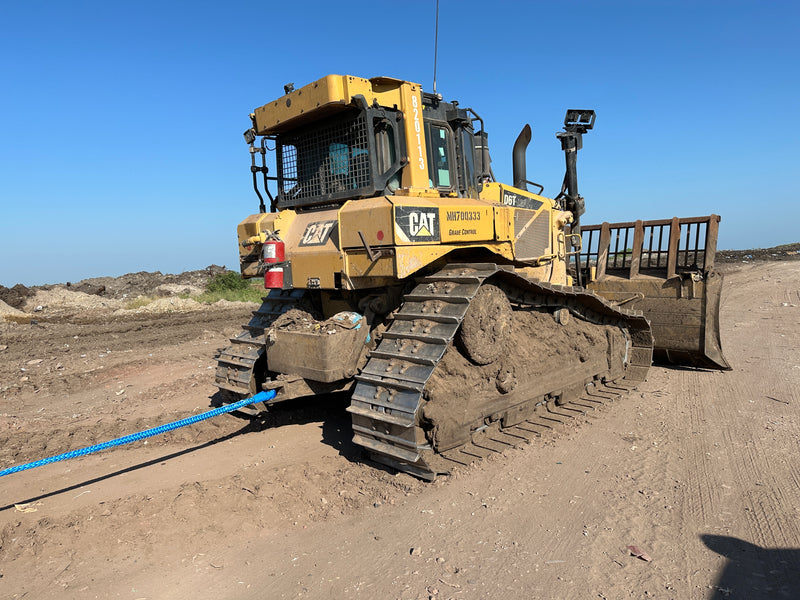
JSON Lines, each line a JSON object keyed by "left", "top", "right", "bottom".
{"left": 456, "top": 284, "right": 512, "bottom": 365}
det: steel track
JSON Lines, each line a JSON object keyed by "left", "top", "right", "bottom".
{"left": 348, "top": 263, "right": 653, "bottom": 480}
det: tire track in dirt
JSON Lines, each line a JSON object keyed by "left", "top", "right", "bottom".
{"left": 702, "top": 264, "right": 800, "bottom": 594}
{"left": 583, "top": 373, "right": 698, "bottom": 597}
{"left": 681, "top": 370, "right": 725, "bottom": 530}
{"left": 687, "top": 262, "right": 800, "bottom": 598}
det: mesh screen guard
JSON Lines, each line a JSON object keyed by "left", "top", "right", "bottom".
{"left": 277, "top": 110, "right": 374, "bottom": 208}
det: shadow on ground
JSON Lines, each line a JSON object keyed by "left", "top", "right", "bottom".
{"left": 213, "top": 389, "right": 363, "bottom": 460}
{"left": 214, "top": 390, "right": 407, "bottom": 477}
{"left": 702, "top": 534, "right": 800, "bottom": 599}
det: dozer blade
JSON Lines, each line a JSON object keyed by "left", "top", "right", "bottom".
{"left": 581, "top": 215, "right": 731, "bottom": 370}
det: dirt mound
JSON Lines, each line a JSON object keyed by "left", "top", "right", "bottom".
{"left": 115, "top": 297, "right": 204, "bottom": 314}
{"left": 0, "top": 298, "right": 28, "bottom": 322}
{"left": 63, "top": 264, "right": 229, "bottom": 299}
{"left": 269, "top": 308, "right": 363, "bottom": 335}
{"left": 1, "top": 265, "right": 236, "bottom": 320}
{"left": 2, "top": 265, "right": 232, "bottom": 315}
{"left": 717, "top": 242, "right": 800, "bottom": 262}
{"left": 0, "top": 283, "right": 34, "bottom": 309}
{"left": 270, "top": 306, "right": 324, "bottom": 330}
{"left": 23, "top": 288, "right": 125, "bottom": 314}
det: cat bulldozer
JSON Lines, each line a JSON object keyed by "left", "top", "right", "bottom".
{"left": 215, "top": 75, "right": 729, "bottom": 479}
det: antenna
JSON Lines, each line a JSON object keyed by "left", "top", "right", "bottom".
{"left": 433, "top": 0, "right": 439, "bottom": 95}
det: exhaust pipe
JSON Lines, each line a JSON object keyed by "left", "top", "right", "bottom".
{"left": 512, "top": 124, "right": 532, "bottom": 191}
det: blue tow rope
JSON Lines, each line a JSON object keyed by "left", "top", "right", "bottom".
{"left": 0, "top": 390, "right": 275, "bottom": 478}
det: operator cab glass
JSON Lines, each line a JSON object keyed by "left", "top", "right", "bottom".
{"left": 375, "top": 126, "right": 400, "bottom": 192}
{"left": 425, "top": 123, "right": 455, "bottom": 191}
{"left": 460, "top": 128, "right": 477, "bottom": 197}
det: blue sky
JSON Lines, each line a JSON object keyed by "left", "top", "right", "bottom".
{"left": 1, "top": 1, "right": 797, "bottom": 286}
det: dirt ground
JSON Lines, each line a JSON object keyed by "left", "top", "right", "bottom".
{"left": 1, "top": 258, "right": 799, "bottom": 599}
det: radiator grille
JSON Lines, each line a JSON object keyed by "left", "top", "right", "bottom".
{"left": 514, "top": 211, "right": 550, "bottom": 260}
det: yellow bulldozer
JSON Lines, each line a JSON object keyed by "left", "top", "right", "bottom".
{"left": 216, "top": 75, "right": 729, "bottom": 479}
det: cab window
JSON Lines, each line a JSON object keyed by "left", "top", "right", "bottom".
{"left": 425, "top": 123, "right": 454, "bottom": 190}
{"left": 460, "top": 128, "right": 477, "bottom": 196}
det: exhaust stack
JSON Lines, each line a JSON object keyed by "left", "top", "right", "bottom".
{"left": 512, "top": 124, "right": 532, "bottom": 190}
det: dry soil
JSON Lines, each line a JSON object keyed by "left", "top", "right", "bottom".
{"left": 1, "top": 260, "right": 799, "bottom": 599}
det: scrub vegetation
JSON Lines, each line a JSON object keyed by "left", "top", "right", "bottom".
{"left": 195, "top": 271, "right": 265, "bottom": 303}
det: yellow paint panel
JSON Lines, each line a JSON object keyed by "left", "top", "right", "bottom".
{"left": 237, "top": 212, "right": 280, "bottom": 277}
{"left": 479, "top": 182, "right": 553, "bottom": 210}
{"left": 393, "top": 243, "right": 515, "bottom": 279}
{"left": 338, "top": 198, "right": 394, "bottom": 248}
{"left": 251, "top": 74, "right": 431, "bottom": 190}
{"left": 493, "top": 206, "right": 514, "bottom": 241}
{"left": 282, "top": 208, "right": 339, "bottom": 255}
{"left": 390, "top": 198, "right": 439, "bottom": 246}
{"left": 240, "top": 262, "right": 261, "bottom": 279}
{"left": 478, "top": 182, "right": 502, "bottom": 203}
{"left": 345, "top": 252, "right": 395, "bottom": 278}
{"left": 280, "top": 209, "right": 342, "bottom": 289}
{"left": 390, "top": 197, "right": 499, "bottom": 245}
{"left": 237, "top": 209, "right": 344, "bottom": 288}
{"left": 394, "top": 246, "right": 449, "bottom": 278}
{"left": 253, "top": 75, "right": 350, "bottom": 134}
{"left": 291, "top": 253, "right": 341, "bottom": 289}
{"left": 237, "top": 212, "right": 276, "bottom": 244}
{"left": 439, "top": 205, "right": 494, "bottom": 243}
{"left": 395, "top": 83, "right": 429, "bottom": 190}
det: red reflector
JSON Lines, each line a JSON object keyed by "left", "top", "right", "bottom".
{"left": 264, "top": 268, "right": 283, "bottom": 289}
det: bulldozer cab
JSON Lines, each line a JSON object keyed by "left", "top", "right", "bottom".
{"left": 248, "top": 76, "right": 488, "bottom": 212}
